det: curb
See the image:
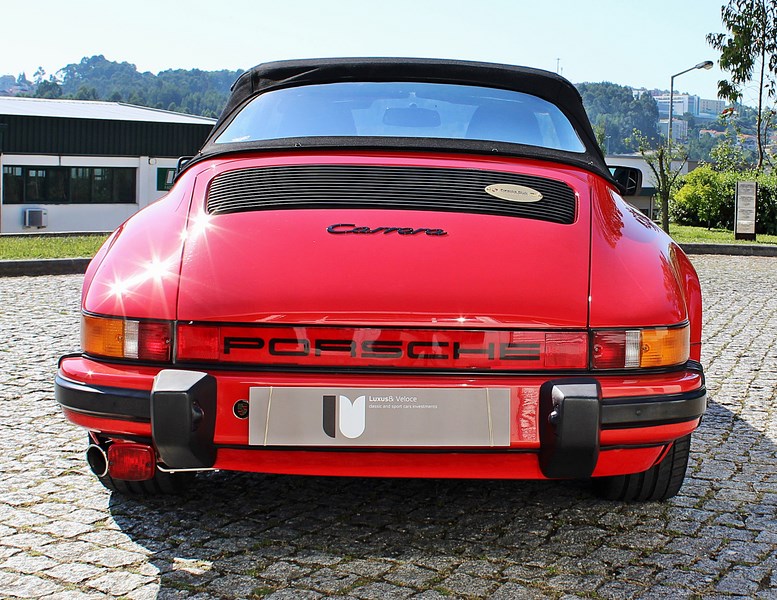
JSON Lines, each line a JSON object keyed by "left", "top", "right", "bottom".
{"left": 1, "top": 243, "right": 777, "bottom": 277}
{"left": 679, "top": 243, "right": 777, "bottom": 257}
{"left": 0, "top": 258, "right": 92, "bottom": 277}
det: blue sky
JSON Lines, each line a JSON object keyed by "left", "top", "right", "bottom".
{"left": 1, "top": 0, "right": 741, "bottom": 102}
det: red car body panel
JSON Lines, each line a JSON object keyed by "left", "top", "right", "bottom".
{"left": 82, "top": 183, "right": 191, "bottom": 321}
{"left": 176, "top": 153, "right": 591, "bottom": 328}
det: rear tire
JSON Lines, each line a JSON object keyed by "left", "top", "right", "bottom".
{"left": 592, "top": 434, "right": 691, "bottom": 501}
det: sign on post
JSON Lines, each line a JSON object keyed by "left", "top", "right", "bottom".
{"left": 735, "top": 181, "right": 757, "bottom": 241}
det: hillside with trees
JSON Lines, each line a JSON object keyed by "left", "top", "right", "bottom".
{"left": 1, "top": 56, "right": 665, "bottom": 139}
{"left": 2, "top": 55, "right": 242, "bottom": 118}
{"left": 576, "top": 82, "right": 660, "bottom": 154}
{"left": 0, "top": 54, "right": 749, "bottom": 167}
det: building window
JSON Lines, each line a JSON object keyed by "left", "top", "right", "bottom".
{"left": 157, "top": 167, "right": 176, "bottom": 191}
{"left": 2, "top": 166, "right": 136, "bottom": 204}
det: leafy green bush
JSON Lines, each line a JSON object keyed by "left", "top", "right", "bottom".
{"left": 671, "top": 166, "right": 777, "bottom": 234}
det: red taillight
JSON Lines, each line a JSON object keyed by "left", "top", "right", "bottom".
{"left": 137, "top": 322, "right": 174, "bottom": 361}
{"left": 107, "top": 443, "right": 156, "bottom": 481}
{"left": 176, "top": 323, "right": 220, "bottom": 361}
{"left": 544, "top": 332, "right": 588, "bottom": 368}
{"left": 592, "top": 330, "right": 631, "bottom": 369}
{"left": 82, "top": 314, "right": 172, "bottom": 362}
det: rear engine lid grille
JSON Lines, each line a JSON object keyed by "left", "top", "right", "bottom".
{"left": 206, "top": 165, "right": 577, "bottom": 224}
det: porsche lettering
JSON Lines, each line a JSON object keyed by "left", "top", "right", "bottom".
{"left": 222, "top": 336, "right": 541, "bottom": 361}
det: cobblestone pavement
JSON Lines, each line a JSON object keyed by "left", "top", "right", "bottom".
{"left": 0, "top": 255, "right": 775, "bottom": 599}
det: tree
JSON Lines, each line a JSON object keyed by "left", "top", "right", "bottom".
{"left": 73, "top": 85, "right": 98, "bottom": 100}
{"left": 708, "top": 0, "right": 777, "bottom": 170}
{"left": 34, "top": 78, "right": 63, "bottom": 99}
{"left": 33, "top": 66, "right": 46, "bottom": 85}
{"left": 710, "top": 136, "right": 748, "bottom": 171}
{"left": 628, "top": 131, "right": 688, "bottom": 233}
{"left": 577, "top": 82, "right": 659, "bottom": 154}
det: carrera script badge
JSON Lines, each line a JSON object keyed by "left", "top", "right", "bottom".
{"left": 327, "top": 224, "right": 447, "bottom": 236}
{"left": 485, "top": 183, "right": 543, "bottom": 203}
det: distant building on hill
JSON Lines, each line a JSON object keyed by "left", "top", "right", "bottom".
{"left": 0, "top": 97, "right": 215, "bottom": 233}
{"left": 698, "top": 97, "right": 726, "bottom": 117}
{"left": 652, "top": 92, "right": 727, "bottom": 120}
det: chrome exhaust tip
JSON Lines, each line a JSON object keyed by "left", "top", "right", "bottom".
{"left": 85, "top": 444, "right": 109, "bottom": 478}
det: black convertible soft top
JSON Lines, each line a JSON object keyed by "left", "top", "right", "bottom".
{"left": 192, "top": 58, "right": 612, "bottom": 181}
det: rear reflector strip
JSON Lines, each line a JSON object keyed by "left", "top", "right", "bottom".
{"left": 176, "top": 324, "right": 589, "bottom": 371}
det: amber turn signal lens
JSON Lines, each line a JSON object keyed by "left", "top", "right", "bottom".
{"left": 82, "top": 314, "right": 125, "bottom": 359}
{"left": 82, "top": 314, "right": 172, "bottom": 362}
{"left": 639, "top": 326, "right": 690, "bottom": 368}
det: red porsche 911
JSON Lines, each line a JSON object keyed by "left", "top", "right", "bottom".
{"left": 56, "top": 58, "right": 706, "bottom": 500}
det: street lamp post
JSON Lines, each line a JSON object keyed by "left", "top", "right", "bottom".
{"left": 668, "top": 61, "right": 714, "bottom": 144}
{"left": 659, "top": 61, "right": 713, "bottom": 234}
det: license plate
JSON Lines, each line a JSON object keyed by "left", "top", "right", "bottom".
{"left": 248, "top": 387, "right": 510, "bottom": 447}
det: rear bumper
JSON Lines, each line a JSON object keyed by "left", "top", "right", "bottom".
{"left": 56, "top": 356, "right": 706, "bottom": 480}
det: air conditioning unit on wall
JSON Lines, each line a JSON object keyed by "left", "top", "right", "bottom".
{"left": 23, "top": 208, "right": 48, "bottom": 228}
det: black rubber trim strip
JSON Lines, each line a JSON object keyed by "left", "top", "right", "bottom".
{"left": 213, "top": 442, "right": 665, "bottom": 453}
{"left": 75, "top": 350, "right": 698, "bottom": 377}
{"left": 55, "top": 372, "right": 705, "bottom": 430}
{"left": 55, "top": 375, "right": 150, "bottom": 422}
{"left": 168, "top": 359, "right": 698, "bottom": 378}
{"left": 600, "top": 387, "right": 707, "bottom": 429}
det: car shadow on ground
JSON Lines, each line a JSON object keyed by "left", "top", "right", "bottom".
{"left": 107, "top": 399, "right": 776, "bottom": 598}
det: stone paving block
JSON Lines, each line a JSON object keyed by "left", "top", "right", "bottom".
{"left": 126, "top": 584, "right": 163, "bottom": 600}
{"left": 490, "top": 581, "right": 548, "bottom": 599}
{"left": 339, "top": 558, "right": 394, "bottom": 578}
{"left": 46, "top": 591, "right": 107, "bottom": 600}
{"left": 351, "top": 581, "right": 415, "bottom": 599}
{"left": 294, "top": 567, "right": 360, "bottom": 594}
{"left": 258, "top": 560, "right": 312, "bottom": 582}
{"left": 264, "top": 589, "right": 323, "bottom": 600}
{"left": 205, "top": 572, "right": 270, "bottom": 597}
{"left": 0, "top": 572, "right": 64, "bottom": 598}
{"left": 437, "top": 571, "right": 498, "bottom": 597}
{"left": 86, "top": 571, "right": 155, "bottom": 595}
{"left": 78, "top": 547, "right": 147, "bottom": 568}
{"left": 43, "top": 562, "right": 104, "bottom": 584}
{"left": 384, "top": 563, "right": 438, "bottom": 587}
{"left": 410, "top": 591, "right": 450, "bottom": 600}
{"left": 0, "top": 551, "right": 58, "bottom": 574}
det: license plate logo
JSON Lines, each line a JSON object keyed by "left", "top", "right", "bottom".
{"left": 323, "top": 394, "right": 366, "bottom": 439}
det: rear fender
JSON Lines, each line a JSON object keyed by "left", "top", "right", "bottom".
{"left": 671, "top": 248, "right": 703, "bottom": 360}
{"left": 82, "top": 177, "right": 194, "bottom": 321}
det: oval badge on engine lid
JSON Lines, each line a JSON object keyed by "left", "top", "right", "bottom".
{"left": 485, "top": 183, "right": 543, "bottom": 203}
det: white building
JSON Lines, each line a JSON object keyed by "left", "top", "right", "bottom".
{"left": 653, "top": 93, "right": 726, "bottom": 121}
{"left": 658, "top": 118, "right": 688, "bottom": 142}
{"left": 698, "top": 98, "right": 726, "bottom": 118}
{"left": 654, "top": 94, "right": 699, "bottom": 118}
{"left": 0, "top": 97, "right": 215, "bottom": 233}
{"left": 606, "top": 154, "right": 696, "bottom": 220}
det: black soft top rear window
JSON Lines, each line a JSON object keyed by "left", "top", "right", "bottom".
{"left": 214, "top": 82, "right": 585, "bottom": 153}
